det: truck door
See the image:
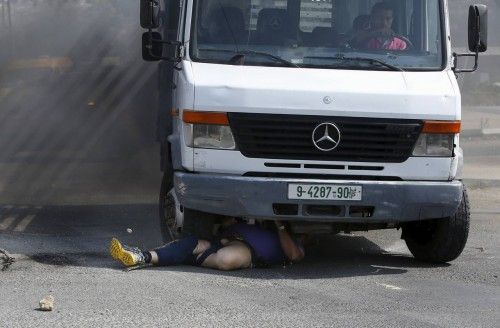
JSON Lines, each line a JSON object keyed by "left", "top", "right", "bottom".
{"left": 158, "top": 0, "right": 181, "bottom": 172}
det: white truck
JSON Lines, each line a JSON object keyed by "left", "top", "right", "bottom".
{"left": 140, "top": 0, "right": 488, "bottom": 263}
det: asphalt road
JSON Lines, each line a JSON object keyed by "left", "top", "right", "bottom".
{"left": 0, "top": 188, "right": 499, "bottom": 328}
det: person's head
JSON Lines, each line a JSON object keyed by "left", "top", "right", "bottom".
{"left": 370, "top": 2, "right": 394, "bottom": 30}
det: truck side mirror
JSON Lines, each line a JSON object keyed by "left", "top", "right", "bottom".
{"left": 142, "top": 32, "right": 183, "bottom": 62}
{"left": 468, "top": 4, "right": 488, "bottom": 53}
{"left": 140, "top": 0, "right": 161, "bottom": 29}
{"left": 453, "top": 4, "right": 488, "bottom": 73}
{"left": 142, "top": 32, "right": 163, "bottom": 61}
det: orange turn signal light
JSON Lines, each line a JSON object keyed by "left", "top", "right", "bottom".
{"left": 182, "top": 110, "right": 229, "bottom": 126}
{"left": 422, "top": 121, "right": 461, "bottom": 134}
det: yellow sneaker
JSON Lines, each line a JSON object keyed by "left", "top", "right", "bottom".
{"left": 109, "top": 238, "right": 146, "bottom": 267}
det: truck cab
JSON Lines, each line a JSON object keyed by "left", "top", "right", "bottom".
{"left": 141, "top": 0, "right": 488, "bottom": 263}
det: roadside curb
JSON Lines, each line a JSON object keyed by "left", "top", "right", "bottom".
{"left": 464, "top": 179, "right": 500, "bottom": 188}
{"left": 462, "top": 129, "right": 500, "bottom": 138}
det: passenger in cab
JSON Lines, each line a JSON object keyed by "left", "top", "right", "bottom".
{"left": 351, "top": 2, "right": 408, "bottom": 51}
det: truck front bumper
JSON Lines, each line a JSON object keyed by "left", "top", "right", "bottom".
{"left": 174, "top": 172, "right": 463, "bottom": 223}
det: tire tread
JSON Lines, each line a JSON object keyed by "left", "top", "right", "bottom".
{"left": 404, "top": 187, "right": 470, "bottom": 263}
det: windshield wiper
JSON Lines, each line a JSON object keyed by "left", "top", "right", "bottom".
{"left": 234, "top": 50, "right": 300, "bottom": 68}
{"left": 305, "top": 55, "right": 404, "bottom": 72}
{"left": 199, "top": 48, "right": 300, "bottom": 68}
{"left": 344, "top": 56, "right": 404, "bottom": 72}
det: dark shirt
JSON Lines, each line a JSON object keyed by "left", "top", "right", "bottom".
{"left": 223, "top": 223, "right": 286, "bottom": 265}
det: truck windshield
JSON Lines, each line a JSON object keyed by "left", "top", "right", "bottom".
{"left": 190, "top": 0, "right": 445, "bottom": 70}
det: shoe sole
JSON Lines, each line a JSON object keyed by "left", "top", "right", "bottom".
{"left": 110, "top": 238, "right": 136, "bottom": 267}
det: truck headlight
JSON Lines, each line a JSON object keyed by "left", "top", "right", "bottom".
{"left": 412, "top": 134, "right": 455, "bottom": 157}
{"left": 184, "top": 123, "right": 236, "bottom": 150}
{"left": 412, "top": 121, "right": 461, "bottom": 157}
{"left": 182, "top": 110, "right": 236, "bottom": 150}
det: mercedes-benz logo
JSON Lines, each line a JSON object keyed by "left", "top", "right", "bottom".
{"left": 312, "top": 123, "right": 341, "bottom": 152}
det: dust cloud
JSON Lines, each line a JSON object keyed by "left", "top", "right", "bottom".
{"left": 0, "top": 1, "right": 160, "bottom": 205}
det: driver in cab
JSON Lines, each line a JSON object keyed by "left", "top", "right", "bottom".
{"left": 351, "top": 1, "right": 408, "bottom": 51}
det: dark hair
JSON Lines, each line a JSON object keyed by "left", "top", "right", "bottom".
{"left": 371, "top": 2, "right": 393, "bottom": 15}
{"left": 353, "top": 15, "right": 370, "bottom": 31}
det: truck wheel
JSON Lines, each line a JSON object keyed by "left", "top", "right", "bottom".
{"left": 159, "top": 173, "right": 215, "bottom": 243}
{"left": 159, "top": 173, "right": 180, "bottom": 243}
{"left": 402, "top": 187, "right": 470, "bottom": 263}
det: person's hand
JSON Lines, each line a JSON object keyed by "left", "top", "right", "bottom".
{"left": 371, "top": 27, "right": 392, "bottom": 38}
{"left": 381, "top": 27, "right": 393, "bottom": 36}
{"left": 274, "top": 220, "right": 286, "bottom": 231}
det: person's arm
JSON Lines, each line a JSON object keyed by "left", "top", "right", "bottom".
{"left": 274, "top": 221, "right": 305, "bottom": 262}
{"left": 350, "top": 29, "right": 373, "bottom": 45}
{"left": 350, "top": 27, "right": 392, "bottom": 47}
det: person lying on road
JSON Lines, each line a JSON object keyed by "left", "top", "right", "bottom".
{"left": 110, "top": 220, "right": 305, "bottom": 271}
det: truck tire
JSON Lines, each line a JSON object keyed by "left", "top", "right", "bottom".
{"left": 159, "top": 172, "right": 178, "bottom": 243}
{"left": 159, "top": 173, "right": 215, "bottom": 243}
{"left": 402, "top": 187, "right": 470, "bottom": 263}
{"left": 180, "top": 208, "right": 216, "bottom": 241}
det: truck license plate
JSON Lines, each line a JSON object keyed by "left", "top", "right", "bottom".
{"left": 288, "top": 184, "right": 362, "bottom": 201}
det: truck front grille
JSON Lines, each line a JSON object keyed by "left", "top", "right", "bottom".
{"left": 228, "top": 113, "right": 422, "bottom": 163}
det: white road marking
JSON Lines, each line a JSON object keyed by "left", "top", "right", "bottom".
{"left": 13, "top": 214, "right": 36, "bottom": 232}
{"left": 377, "top": 283, "right": 404, "bottom": 291}
{"left": 383, "top": 240, "right": 408, "bottom": 253}
{"left": 0, "top": 216, "right": 17, "bottom": 230}
{"left": 472, "top": 210, "right": 500, "bottom": 215}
